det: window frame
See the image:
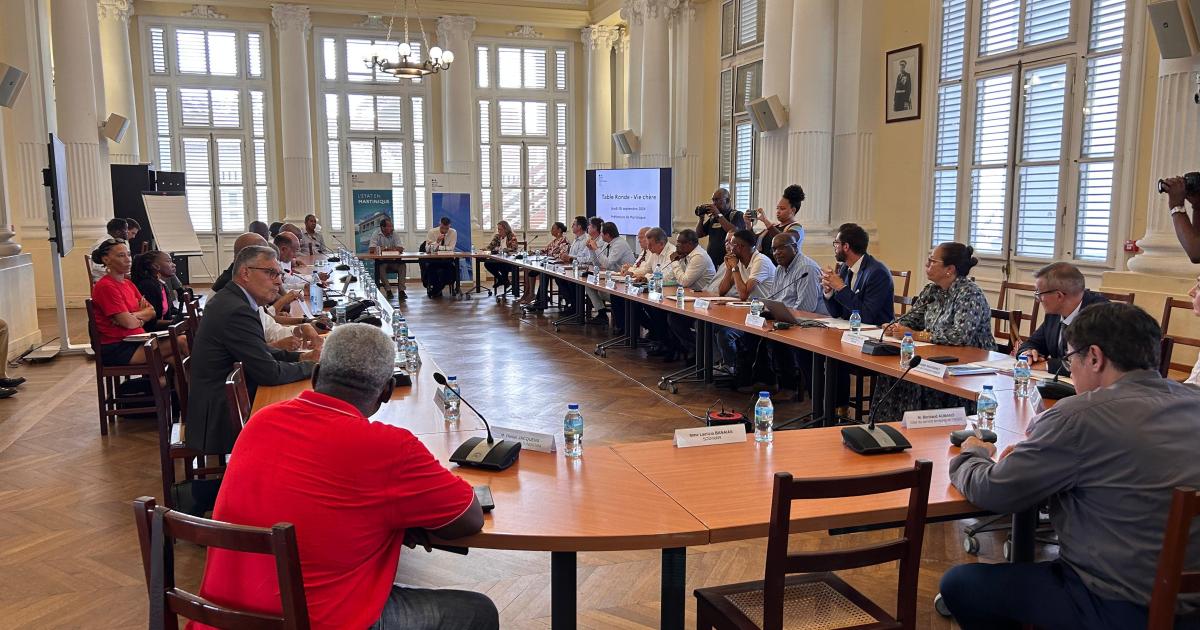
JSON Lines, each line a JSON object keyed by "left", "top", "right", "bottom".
{"left": 921, "top": 0, "right": 1144, "bottom": 269}
{"left": 313, "top": 29, "right": 431, "bottom": 235}
{"left": 474, "top": 38, "right": 573, "bottom": 234}
{"left": 139, "top": 17, "right": 275, "bottom": 231}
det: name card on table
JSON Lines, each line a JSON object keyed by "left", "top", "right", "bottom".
{"left": 626, "top": 283, "right": 643, "bottom": 296}
{"left": 841, "top": 331, "right": 872, "bottom": 348}
{"left": 491, "top": 426, "right": 557, "bottom": 453}
{"left": 911, "top": 359, "right": 949, "bottom": 379}
{"left": 588, "top": 274, "right": 599, "bottom": 285}
{"left": 674, "top": 424, "right": 747, "bottom": 448}
{"left": 745, "top": 313, "right": 767, "bottom": 328}
{"left": 649, "top": 291, "right": 663, "bottom": 302}
{"left": 605, "top": 277, "right": 617, "bottom": 290}
{"left": 902, "top": 407, "right": 967, "bottom": 429}
{"left": 694, "top": 298, "right": 712, "bottom": 310}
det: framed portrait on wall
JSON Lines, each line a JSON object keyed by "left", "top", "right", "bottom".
{"left": 885, "top": 44, "right": 922, "bottom": 123}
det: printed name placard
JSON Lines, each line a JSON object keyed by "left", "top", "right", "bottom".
{"left": 626, "top": 283, "right": 643, "bottom": 296}
{"left": 674, "top": 424, "right": 747, "bottom": 448}
{"left": 588, "top": 274, "right": 599, "bottom": 285}
{"left": 649, "top": 291, "right": 663, "bottom": 302}
{"left": 694, "top": 298, "right": 712, "bottom": 310}
{"left": 912, "top": 359, "right": 949, "bottom": 379}
{"left": 745, "top": 313, "right": 767, "bottom": 328}
{"left": 491, "top": 426, "right": 557, "bottom": 453}
{"left": 605, "top": 277, "right": 617, "bottom": 290}
{"left": 842, "top": 331, "right": 871, "bottom": 348}
{"left": 902, "top": 407, "right": 967, "bottom": 429}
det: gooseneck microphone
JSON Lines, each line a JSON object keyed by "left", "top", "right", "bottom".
{"left": 435, "top": 372, "right": 522, "bottom": 471}
{"left": 764, "top": 271, "right": 810, "bottom": 301}
{"left": 862, "top": 319, "right": 902, "bottom": 356}
{"left": 840, "top": 355, "right": 921, "bottom": 454}
{"left": 1037, "top": 356, "right": 1076, "bottom": 400}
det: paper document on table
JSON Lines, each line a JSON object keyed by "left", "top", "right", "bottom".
{"left": 815, "top": 318, "right": 880, "bottom": 331}
{"left": 1032, "top": 370, "right": 1072, "bottom": 384}
{"left": 883, "top": 335, "right": 933, "bottom": 347}
{"left": 974, "top": 358, "right": 1017, "bottom": 370}
{"left": 700, "top": 296, "right": 741, "bottom": 303}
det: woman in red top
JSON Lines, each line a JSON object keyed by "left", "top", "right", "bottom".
{"left": 132, "top": 250, "right": 185, "bottom": 332}
{"left": 91, "top": 239, "right": 157, "bottom": 365}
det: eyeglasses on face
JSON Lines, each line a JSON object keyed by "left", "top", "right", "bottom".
{"left": 247, "top": 266, "right": 283, "bottom": 279}
{"left": 1062, "top": 345, "right": 1089, "bottom": 368}
{"left": 1033, "top": 289, "right": 1062, "bottom": 302}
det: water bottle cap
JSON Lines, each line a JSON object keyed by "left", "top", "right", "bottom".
{"left": 1018, "top": 353, "right": 1027, "bottom": 360}
{"left": 852, "top": 310, "right": 860, "bottom": 314}
{"left": 567, "top": 403, "right": 579, "bottom": 410}
{"left": 407, "top": 335, "right": 416, "bottom": 339}
{"left": 759, "top": 391, "right": 770, "bottom": 397}
{"left": 903, "top": 332, "right": 912, "bottom": 337}
{"left": 447, "top": 375, "right": 457, "bottom": 381}
{"left": 983, "top": 385, "right": 993, "bottom": 390}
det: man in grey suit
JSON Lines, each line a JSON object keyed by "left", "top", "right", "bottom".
{"left": 186, "top": 245, "right": 318, "bottom": 460}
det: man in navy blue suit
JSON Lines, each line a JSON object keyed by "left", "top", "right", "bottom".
{"left": 821, "top": 223, "right": 895, "bottom": 325}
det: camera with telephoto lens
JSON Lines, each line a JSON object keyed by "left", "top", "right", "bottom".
{"left": 694, "top": 204, "right": 712, "bottom": 217}
{"left": 1158, "top": 172, "right": 1200, "bottom": 195}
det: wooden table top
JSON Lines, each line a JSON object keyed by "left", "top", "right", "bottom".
{"left": 417, "top": 432, "right": 711, "bottom": 551}
{"left": 359, "top": 251, "right": 481, "bottom": 260}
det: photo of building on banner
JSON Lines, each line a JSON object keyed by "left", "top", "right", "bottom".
{"left": 350, "top": 172, "right": 393, "bottom": 255}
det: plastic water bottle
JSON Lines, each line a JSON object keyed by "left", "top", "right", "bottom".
{"left": 754, "top": 392, "right": 774, "bottom": 443}
{"left": 1014, "top": 354, "right": 1031, "bottom": 399}
{"left": 651, "top": 264, "right": 664, "bottom": 298}
{"left": 396, "top": 317, "right": 409, "bottom": 341}
{"left": 394, "top": 336, "right": 408, "bottom": 367}
{"left": 977, "top": 385, "right": 998, "bottom": 431}
{"left": 444, "top": 376, "right": 460, "bottom": 423}
{"left": 676, "top": 284, "right": 685, "bottom": 307}
{"left": 311, "top": 269, "right": 319, "bottom": 287}
{"left": 564, "top": 404, "right": 584, "bottom": 458}
{"left": 390, "top": 311, "right": 404, "bottom": 341}
{"left": 334, "top": 302, "right": 347, "bottom": 324}
{"left": 750, "top": 298, "right": 764, "bottom": 318}
{"left": 405, "top": 335, "right": 419, "bottom": 372}
{"left": 900, "top": 332, "right": 915, "bottom": 367}
{"left": 572, "top": 258, "right": 580, "bottom": 277}
{"left": 849, "top": 310, "right": 862, "bottom": 332}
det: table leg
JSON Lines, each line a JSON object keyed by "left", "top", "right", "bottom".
{"left": 1010, "top": 508, "right": 1038, "bottom": 562}
{"left": 628, "top": 300, "right": 640, "bottom": 349}
{"left": 702, "top": 322, "right": 714, "bottom": 383}
{"left": 660, "top": 547, "right": 686, "bottom": 630}
{"left": 551, "top": 551, "right": 577, "bottom": 629}
{"left": 822, "top": 355, "right": 835, "bottom": 426}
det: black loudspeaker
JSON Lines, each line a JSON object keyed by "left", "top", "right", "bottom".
{"left": 449, "top": 438, "right": 522, "bottom": 471}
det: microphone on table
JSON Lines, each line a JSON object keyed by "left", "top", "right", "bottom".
{"left": 436, "top": 372, "right": 522, "bottom": 471}
{"left": 862, "top": 319, "right": 902, "bottom": 356}
{"left": 840, "top": 355, "right": 920, "bottom": 454}
{"left": 764, "top": 271, "right": 809, "bottom": 301}
{"left": 1037, "top": 356, "right": 1076, "bottom": 400}
{"left": 326, "top": 231, "right": 356, "bottom": 269}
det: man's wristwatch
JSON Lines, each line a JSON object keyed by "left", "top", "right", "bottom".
{"left": 1171, "top": 205, "right": 1188, "bottom": 216}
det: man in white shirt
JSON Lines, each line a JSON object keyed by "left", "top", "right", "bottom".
{"left": 648, "top": 229, "right": 716, "bottom": 361}
{"left": 716, "top": 229, "right": 776, "bottom": 385}
{"left": 421, "top": 217, "right": 458, "bottom": 298}
{"left": 669, "top": 233, "right": 735, "bottom": 362}
{"left": 558, "top": 216, "right": 591, "bottom": 316}
{"left": 298, "top": 214, "right": 327, "bottom": 255}
{"left": 586, "top": 221, "right": 636, "bottom": 326}
{"left": 90, "top": 218, "right": 131, "bottom": 282}
{"left": 612, "top": 227, "right": 675, "bottom": 344}
{"left": 368, "top": 218, "right": 407, "bottom": 301}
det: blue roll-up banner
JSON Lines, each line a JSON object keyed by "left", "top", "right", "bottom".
{"left": 429, "top": 174, "right": 472, "bottom": 281}
{"left": 350, "top": 173, "right": 394, "bottom": 255}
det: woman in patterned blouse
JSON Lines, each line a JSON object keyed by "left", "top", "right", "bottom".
{"left": 517, "top": 222, "right": 569, "bottom": 306}
{"left": 483, "top": 220, "right": 519, "bottom": 296}
{"left": 870, "top": 242, "right": 996, "bottom": 422}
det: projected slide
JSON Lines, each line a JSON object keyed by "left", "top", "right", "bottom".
{"left": 595, "top": 168, "right": 662, "bottom": 234}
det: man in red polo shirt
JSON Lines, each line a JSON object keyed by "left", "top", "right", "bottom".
{"left": 194, "top": 323, "right": 497, "bottom": 629}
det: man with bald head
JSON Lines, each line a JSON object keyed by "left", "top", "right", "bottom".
{"left": 695, "top": 187, "right": 745, "bottom": 265}
{"left": 212, "top": 232, "right": 268, "bottom": 292}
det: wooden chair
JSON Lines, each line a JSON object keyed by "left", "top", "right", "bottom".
{"left": 132, "top": 496, "right": 310, "bottom": 630}
{"left": 1160, "top": 296, "right": 1200, "bottom": 378}
{"left": 225, "top": 362, "right": 251, "bottom": 435}
{"left": 1148, "top": 487, "right": 1200, "bottom": 629}
{"left": 85, "top": 299, "right": 157, "bottom": 435}
{"left": 995, "top": 281, "right": 1038, "bottom": 342}
{"left": 1099, "top": 290, "right": 1136, "bottom": 305}
{"left": 84, "top": 253, "right": 98, "bottom": 290}
{"left": 990, "top": 308, "right": 1024, "bottom": 355}
{"left": 1160, "top": 337, "right": 1176, "bottom": 379}
{"left": 891, "top": 270, "right": 912, "bottom": 314}
{"left": 184, "top": 298, "right": 202, "bottom": 343}
{"left": 695, "top": 461, "right": 933, "bottom": 630}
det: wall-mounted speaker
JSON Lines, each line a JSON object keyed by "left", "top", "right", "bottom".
{"left": 748, "top": 95, "right": 788, "bottom": 132}
{"left": 101, "top": 113, "right": 130, "bottom": 143}
{"left": 1149, "top": 0, "right": 1199, "bottom": 59}
{"left": 612, "top": 129, "right": 640, "bottom": 155}
{"left": 0, "top": 63, "right": 29, "bottom": 109}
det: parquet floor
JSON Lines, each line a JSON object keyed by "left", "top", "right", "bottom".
{"left": 0, "top": 291, "right": 1052, "bottom": 629}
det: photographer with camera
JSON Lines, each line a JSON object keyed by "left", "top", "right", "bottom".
{"left": 1161, "top": 171, "right": 1200, "bottom": 263}
{"left": 695, "top": 188, "right": 746, "bottom": 265}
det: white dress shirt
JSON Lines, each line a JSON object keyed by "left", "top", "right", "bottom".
{"left": 727, "top": 251, "right": 775, "bottom": 300}
{"left": 567, "top": 233, "right": 590, "bottom": 261}
{"left": 425, "top": 227, "right": 458, "bottom": 251}
{"left": 631, "top": 242, "right": 677, "bottom": 277}
{"left": 823, "top": 254, "right": 864, "bottom": 299}
{"left": 663, "top": 247, "right": 717, "bottom": 291}
{"left": 591, "top": 237, "right": 636, "bottom": 270}
{"left": 298, "top": 230, "right": 327, "bottom": 254}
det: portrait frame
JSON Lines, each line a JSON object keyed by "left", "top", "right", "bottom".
{"left": 885, "top": 44, "right": 922, "bottom": 123}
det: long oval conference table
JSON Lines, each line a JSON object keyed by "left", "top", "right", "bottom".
{"left": 250, "top": 254, "right": 1047, "bottom": 629}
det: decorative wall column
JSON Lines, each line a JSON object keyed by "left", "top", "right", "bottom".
{"left": 830, "top": 0, "right": 874, "bottom": 230}
{"left": 437, "top": 16, "right": 476, "bottom": 175}
{"left": 1127, "top": 55, "right": 1200, "bottom": 276}
{"left": 271, "top": 4, "right": 315, "bottom": 224}
{"left": 613, "top": 28, "right": 631, "bottom": 167}
{"left": 637, "top": 0, "right": 671, "bottom": 168}
{"left": 2, "top": 0, "right": 53, "bottom": 246}
{"left": 620, "top": 1, "right": 643, "bottom": 166}
{"left": 668, "top": 1, "right": 702, "bottom": 227}
{"left": 786, "top": 0, "right": 837, "bottom": 230}
{"left": 754, "top": 0, "right": 794, "bottom": 212}
{"left": 582, "top": 25, "right": 619, "bottom": 171}
{"left": 50, "top": 0, "right": 113, "bottom": 238}
{"left": 97, "top": 0, "right": 138, "bottom": 164}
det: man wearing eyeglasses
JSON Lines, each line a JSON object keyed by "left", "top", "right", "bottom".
{"left": 185, "top": 245, "right": 319, "bottom": 514}
{"left": 1016, "top": 262, "right": 1109, "bottom": 374}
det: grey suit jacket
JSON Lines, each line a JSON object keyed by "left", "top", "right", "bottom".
{"left": 185, "top": 283, "right": 313, "bottom": 454}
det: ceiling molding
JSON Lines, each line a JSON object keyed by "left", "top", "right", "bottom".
{"left": 140, "top": 0, "right": 593, "bottom": 29}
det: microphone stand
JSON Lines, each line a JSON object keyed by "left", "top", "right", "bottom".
{"left": 435, "top": 372, "right": 522, "bottom": 470}
{"left": 839, "top": 356, "right": 922, "bottom": 454}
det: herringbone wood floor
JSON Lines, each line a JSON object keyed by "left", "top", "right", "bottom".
{"left": 0, "top": 293, "right": 1051, "bottom": 628}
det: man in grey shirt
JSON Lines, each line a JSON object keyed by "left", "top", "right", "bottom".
{"left": 941, "top": 302, "right": 1200, "bottom": 629}
{"left": 766, "top": 231, "right": 826, "bottom": 402}
{"left": 585, "top": 221, "right": 636, "bottom": 326}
